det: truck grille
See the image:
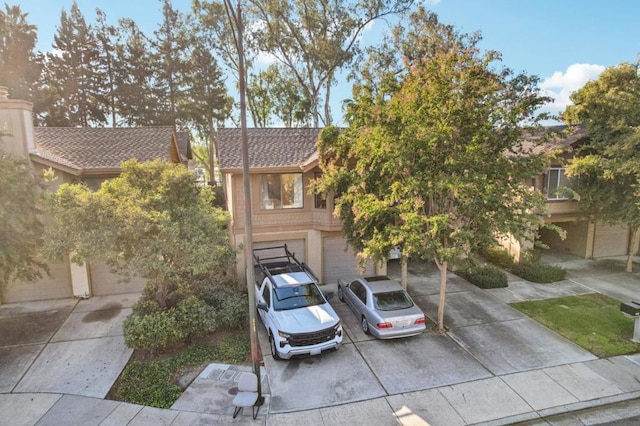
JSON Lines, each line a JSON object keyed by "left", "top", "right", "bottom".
{"left": 288, "top": 325, "right": 337, "bottom": 347}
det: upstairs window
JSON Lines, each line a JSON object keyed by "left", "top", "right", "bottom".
{"left": 546, "top": 168, "right": 570, "bottom": 200}
{"left": 260, "top": 173, "right": 303, "bottom": 209}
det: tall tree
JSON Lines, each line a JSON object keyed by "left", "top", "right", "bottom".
{"left": 112, "top": 18, "right": 156, "bottom": 126}
{"left": 315, "top": 9, "right": 552, "bottom": 331}
{"left": 151, "top": 0, "right": 194, "bottom": 126}
{"left": 563, "top": 63, "right": 640, "bottom": 272}
{"left": 36, "top": 1, "right": 106, "bottom": 126}
{"left": 0, "top": 4, "right": 41, "bottom": 100}
{"left": 94, "top": 8, "right": 117, "bottom": 126}
{"left": 193, "top": 0, "right": 260, "bottom": 126}
{"left": 0, "top": 153, "right": 49, "bottom": 297}
{"left": 247, "top": 0, "right": 414, "bottom": 126}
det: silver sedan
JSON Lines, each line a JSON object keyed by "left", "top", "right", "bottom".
{"left": 337, "top": 275, "right": 426, "bottom": 339}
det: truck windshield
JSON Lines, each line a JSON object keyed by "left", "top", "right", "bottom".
{"left": 273, "top": 284, "right": 325, "bottom": 311}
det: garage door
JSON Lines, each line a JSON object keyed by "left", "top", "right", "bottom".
{"left": 323, "top": 236, "right": 374, "bottom": 284}
{"left": 90, "top": 262, "right": 146, "bottom": 296}
{"left": 593, "top": 223, "right": 629, "bottom": 258}
{"left": 2, "top": 260, "right": 73, "bottom": 303}
{"left": 253, "top": 240, "right": 306, "bottom": 264}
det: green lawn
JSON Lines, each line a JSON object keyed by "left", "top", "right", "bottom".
{"left": 511, "top": 293, "right": 640, "bottom": 358}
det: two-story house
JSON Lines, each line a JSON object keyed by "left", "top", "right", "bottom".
{"left": 217, "top": 128, "right": 378, "bottom": 285}
{"left": 531, "top": 126, "right": 637, "bottom": 259}
{"left": 218, "top": 126, "right": 638, "bottom": 285}
{"left": 0, "top": 87, "right": 191, "bottom": 304}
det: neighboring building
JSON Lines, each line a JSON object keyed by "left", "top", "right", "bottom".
{"left": 0, "top": 87, "right": 191, "bottom": 303}
{"left": 217, "top": 128, "right": 377, "bottom": 285}
{"left": 529, "top": 126, "right": 638, "bottom": 259}
{"left": 218, "top": 126, "right": 638, "bottom": 285}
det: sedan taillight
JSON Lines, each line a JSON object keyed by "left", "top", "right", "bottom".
{"left": 415, "top": 317, "right": 426, "bottom": 325}
{"left": 376, "top": 322, "right": 393, "bottom": 329}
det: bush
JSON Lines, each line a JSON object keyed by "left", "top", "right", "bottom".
{"left": 123, "top": 309, "right": 185, "bottom": 353}
{"left": 512, "top": 260, "right": 566, "bottom": 283}
{"left": 200, "top": 286, "right": 249, "bottom": 329}
{"left": 482, "top": 246, "right": 515, "bottom": 269}
{"left": 173, "top": 296, "right": 218, "bottom": 342}
{"left": 463, "top": 265, "right": 508, "bottom": 289}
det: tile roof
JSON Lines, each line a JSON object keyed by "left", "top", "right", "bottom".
{"left": 521, "top": 125, "right": 586, "bottom": 154}
{"left": 31, "top": 126, "right": 190, "bottom": 172}
{"left": 217, "top": 128, "right": 322, "bottom": 170}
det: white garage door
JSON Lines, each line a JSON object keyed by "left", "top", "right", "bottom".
{"left": 90, "top": 262, "right": 146, "bottom": 296}
{"left": 253, "top": 240, "right": 306, "bottom": 264}
{"left": 323, "top": 236, "right": 374, "bottom": 284}
{"left": 3, "top": 260, "right": 73, "bottom": 303}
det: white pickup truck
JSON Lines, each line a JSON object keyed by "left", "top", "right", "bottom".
{"left": 253, "top": 245, "right": 343, "bottom": 360}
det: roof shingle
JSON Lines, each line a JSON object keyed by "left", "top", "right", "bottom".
{"left": 217, "top": 128, "right": 322, "bottom": 170}
{"left": 31, "top": 126, "right": 189, "bottom": 171}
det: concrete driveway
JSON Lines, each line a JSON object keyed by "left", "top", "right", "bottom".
{"left": 261, "top": 257, "right": 598, "bottom": 415}
{"left": 2, "top": 252, "right": 638, "bottom": 425}
{"left": 0, "top": 293, "right": 138, "bottom": 398}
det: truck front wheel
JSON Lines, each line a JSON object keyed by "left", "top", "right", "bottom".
{"left": 270, "top": 334, "right": 282, "bottom": 360}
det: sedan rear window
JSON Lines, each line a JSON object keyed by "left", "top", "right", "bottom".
{"left": 374, "top": 291, "right": 414, "bottom": 311}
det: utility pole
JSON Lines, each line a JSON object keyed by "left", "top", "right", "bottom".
{"left": 223, "top": 0, "right": 263, "bottom": 401}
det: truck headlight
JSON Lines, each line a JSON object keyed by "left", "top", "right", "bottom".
{"left": 278, "top": 331, "right": 291, "bottom": 340}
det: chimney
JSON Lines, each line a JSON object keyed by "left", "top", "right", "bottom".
{"left": 0, "top": 86, "right": 36, "bottom": 158}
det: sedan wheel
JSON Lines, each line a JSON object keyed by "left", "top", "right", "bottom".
{"left": 361, "top": 316, "right": 370, "bottom": 335}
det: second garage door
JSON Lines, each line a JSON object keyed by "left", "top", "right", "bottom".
{"left": 323, "top": 236, "right": 374, "bottom": 284}
{"left": 90, "top": 262, "right": 146, "bottom": 296}
{"left": 253, "top": 240, "right": 306, "bottom": 264}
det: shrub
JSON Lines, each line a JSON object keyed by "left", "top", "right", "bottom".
{"left": 173, "top": 296, "right": 218, "bottom": 342}
{"left": 124, "top": 309, "right": 185, "bottom": 353}
{"left": 200, "top": 286, "right": 249, "bottom": 329}
{"left": 512, "top": 260, "right": 566, "bottom": 283}
{"left": 482, "top": 246, "right": 515, "bottom": 269}
{"left": 463, "top": 265, "right": 508, "bottom": 289}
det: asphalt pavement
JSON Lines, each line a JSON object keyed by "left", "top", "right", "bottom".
{"left": 1, "top": 252, "right": 639, "bottom": 425}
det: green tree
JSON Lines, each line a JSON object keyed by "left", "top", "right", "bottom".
{"left": 150, "top": 0, "right": 194, "bottom": 126}
{"left": 0, "top": 154, "right": 49, "bottom": 296}
{"left": 43, "top": 159, "right": 235, "bottom": 309}
{"left": 36, "top": 1, "right": 106, "bottom": 126}
{"left": 315, "top": 9, "right": 551, "bottom": 331}
{"left": 0, "top": 4, "right": 41, "bottom": 100}
{"left": 94, "top": 8, "right": 117, "bottom": 126}
{"left": 563, "top": 63, "right": 640, "bottom": 272}
{"left": 248, "top": 0, "right": 414, "bottom": 126}
{"left": 112, "top": 18, "right": 156, "bottom": 126}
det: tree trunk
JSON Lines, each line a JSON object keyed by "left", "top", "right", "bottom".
{"left": 435, "top": 259, "right": 448, "bottom": 332}
{"left": 401, "top": 255, "right": 408, "bottom": 289}
{"left": 626, "top": 227, "right": 640, "bottom": 273}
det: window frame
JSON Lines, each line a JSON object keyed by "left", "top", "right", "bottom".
{"left": 546, "top": 167, "right": 570, "bottom": 200}
{"left": 259, "top": 173, "right": 304, "bottom": 210}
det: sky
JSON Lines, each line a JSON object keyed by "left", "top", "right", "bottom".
{"left": 12, "top": 0, "right": 640, "bottom": 125}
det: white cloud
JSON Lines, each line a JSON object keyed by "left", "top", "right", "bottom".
{"left": 539, "top": 63, "right": 605, "bottom": 120}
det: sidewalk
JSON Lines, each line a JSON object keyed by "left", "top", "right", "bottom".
{"left": 1, "top": 253, "right": 639, "bottom": 425}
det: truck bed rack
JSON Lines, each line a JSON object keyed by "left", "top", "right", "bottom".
{"left": 253, "top": 244, "right": 319, "bottom": 287}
